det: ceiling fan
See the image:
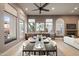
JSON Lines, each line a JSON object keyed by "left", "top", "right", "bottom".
{"left": 32, "top": 3, "right": 49, "bottom": 14}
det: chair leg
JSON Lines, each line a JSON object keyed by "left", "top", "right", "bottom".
{"left": 34, "top": 51, "right": 36, "bottom": 55}
{"left": 56, "top": 46, "right": 57, "bottom": 56}
{"left": 47, "top": 51, "right": 49, "bottom": 56}
{"left": 29, "top": 51, "right": 30, "bottom": 56}
{"left": 44, "top": 51, "right": 45, "bottom": 55}
{"left": 22, "top": 51, "right": 24, "bottom": 56}
{"left": 56, "top": 51, "right": 57, "bottom": 56}
{"left": 39, "top": 51, "right": 40, "bottom": 55}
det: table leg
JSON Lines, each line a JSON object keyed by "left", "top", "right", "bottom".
{"left": 44, "top": 51, "right": 45, "bottom": 55}
{"left": 47, "top": 51, "right": 49, "bottom": 56}
{"left": 56, "top": 46, "right": 57, "bottom": 56}
{"left": 34, "top": 51, "right": 36, "bottom": 55}
{"left": 22, "top": 51, "right": 24, "bottom": 56}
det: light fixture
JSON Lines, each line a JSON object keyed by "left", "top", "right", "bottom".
{"left": 52, "top": 7, "right": 55, "bottom": 10}
{"left": 25, "top": 8, "right": 28, "bottom": 11}
{"left": 71, "top": 10, "right": 74, "bottom": 13}
{"left": 74, "top": 7, "right": 78, "bottom": 10}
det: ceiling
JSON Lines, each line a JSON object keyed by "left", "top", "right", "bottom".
{"left": 16, "top": 3, "right": 79, "bottom": 15}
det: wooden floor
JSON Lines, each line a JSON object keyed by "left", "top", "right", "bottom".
{"left": 1, "top": 38, "right": 79, "bottom": 56}
{"left": 55, "top": 38, "right": 79, "bottom": 56}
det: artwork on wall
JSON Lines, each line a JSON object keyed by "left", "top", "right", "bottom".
{"left": 4, "top": 11, "right": 17, "bottom": 44}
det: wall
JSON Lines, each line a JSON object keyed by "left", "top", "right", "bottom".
{"left": 27, "top": 15, "right": 79, "bottom": 36}
{"left": 27, "top": 15, "right": 55, "bottom": 33}
{"left": 0, "top": 3, "right": 27, "bottom": 54}
{"left": 0, "top": 4, "right": 5, "bottom": 54}
{"left": 55, "top": 16, "right": 79, "bottom": 36}
{"left": 78, "top": 20, "right": 79, "bottom": 36}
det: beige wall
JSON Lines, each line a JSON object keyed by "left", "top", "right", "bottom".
{"left": 56, "top": 16, "right": 79, "bottom": 36}
{"left": 55, "top": 15, "right": 79, "bottom": 28}
{"left": 0, "top": 4, "right": 5, "bottom": 53}
{"left": 27, "top": 15, "right": 79, "bottom": 36}
{"left": 0, "top": 3, "right": 27, "bottom": 54}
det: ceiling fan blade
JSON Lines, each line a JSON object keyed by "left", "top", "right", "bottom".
{"left": 32, "top": 9, "right": 38, "bottom": 11}
{"left": 33, "top": 3, "right": 39, "bottom": 8}
{"left": 42, "top": 9, "right": 49, "bottom": 11}
{"left": 42, "top": 3, "right": 49, "bottom": 8}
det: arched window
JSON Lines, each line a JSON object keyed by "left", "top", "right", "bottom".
{"left": 56, "top": 18, "right": 64, "bottom": 36}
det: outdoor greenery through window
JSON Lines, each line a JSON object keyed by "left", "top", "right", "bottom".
{"left": 28, "top": 19, "right": 35, "bottom": 32}
{"left": 36, "top": 23, "right": 44, "bottom": 31}
{"left": 28, "top": 19, "right": 53, "bottom": 32}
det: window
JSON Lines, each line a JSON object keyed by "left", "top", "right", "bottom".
{"left": 28, "top": 19, "right": 53, "bottom": 32}
{"left": 28, "top": 19, "right": 35, "bottom": 32}
{"left": 19, "top": 19, "right": 25, "bottom": 39}
{"left": 4, "top": 11, "right": 17, "bottom": 44}
{"left": 46, "top": 19, "right": 53, "bottom": 33}
{"left": 56, "top": 18, "right": 64, "bottom": 36}
{"left": 36, "top": 23, "right": 44, "bottom": 31}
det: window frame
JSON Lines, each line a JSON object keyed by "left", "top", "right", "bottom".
{"left": 4, "top": 11, "right": 17, "bottom": 44}
{"left": 28, "top": 19, "right": 35, "bottom": 32}
{"left": 45, "top": 19, "right": 53, "bottom": 33}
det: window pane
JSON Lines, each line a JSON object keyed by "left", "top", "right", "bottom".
{"left": 46, "top": 23, "right": 52, "bottom": 32}
{"left": 28, "top": 19, "right": 35, "bottom": 32}
{"left": 28, "top": 19, "right": 35, "bottom": 22}
{"left": 19, "top": 19, "right": 24, "bottom": 39}
{"left": 46, "top": 19, "right": 52, "bottom": 22}
{"left": 36, "top": 23, "right": 44, "bottom": 31}
{"left": 46, "top": 19, "right": 53, "bottom": 33}
{"left": 4, "top": 12, "right": 17, "bottom": 44}
{"left": 28, "top": 22, "right": 35, "bottom": 32}
{"left": 36, "top": 23, "right": 39, "bottom": 31}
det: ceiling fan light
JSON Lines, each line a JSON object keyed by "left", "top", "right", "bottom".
{"left": 74, "top": 7, "right": 78, "bottom": 10}
{"left": 52, "top": 7, "right": 55, "bottom": 10}
{"left": 71, "top": 10, "right": 74, "bottom": 13}
{"left": 25, "top": 8, "right": 28, "bottom": 11}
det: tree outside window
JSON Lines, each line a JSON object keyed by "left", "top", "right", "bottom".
{"left": 36, "top": 23, "right": 44, "bottom": 32}
{"left": 28, "top": 19, "right": 35, "bottom": 32}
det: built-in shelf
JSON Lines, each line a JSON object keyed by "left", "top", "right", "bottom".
{"left": 65, "top": 24, "right": 77, "bottom": 36}
{"left": 65, "top": 29, "right": 77, "bottom": 36}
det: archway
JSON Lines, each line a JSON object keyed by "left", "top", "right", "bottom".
{"left": 56, "top": 18, "right": 64, "bottom": 36}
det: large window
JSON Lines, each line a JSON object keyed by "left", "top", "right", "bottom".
{"left": 4, "top": 11, "right": 17, "bottom": 44}
{"left": 28, "top": 19, "right": 53, "bottom": 32}
{"left": 46, "top": 19, "right": 53, "bottom": 33}
{"left": 19, "top": 19, "right": 25, "bottom": 39}
{"left": 56, "top": 18, "right": 64, "bottom": 36}
{"left": 28, "top": 19, "right": 35, "bottom": 32}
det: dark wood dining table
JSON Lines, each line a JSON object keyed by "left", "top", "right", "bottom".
{"left": 22, "top": 40, "right": 57, "bottom": 56}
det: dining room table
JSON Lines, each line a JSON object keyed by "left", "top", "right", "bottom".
{"left": 22, "top": 36, "right": 57, "bottom": 56}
